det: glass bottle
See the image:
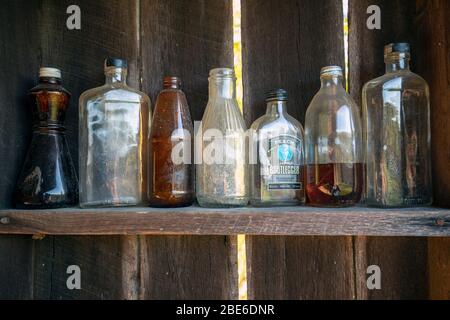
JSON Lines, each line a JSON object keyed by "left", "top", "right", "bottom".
{"left": 149, "top": 77, "right": 194, "bottom": 208}
{"left": 79, "top": 58, "right": 151, "bottom": 208}
{"left": 362, "top": 43, "right": 432, "bottom": 208}
{"left": 250, "top": 89, "right": 306, "bottom": 207}
{"left": 305, "top": 66, "right": 364, "bottom": 207}
{"left": 196, "top": 68, "right": 249, "bottom": 208}
{"left": 15, "top": 67, "right": 78, "bottom": 209}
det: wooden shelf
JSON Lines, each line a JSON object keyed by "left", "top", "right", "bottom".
{"left": 0, "top": 206, "right": 449, "bottom": 237}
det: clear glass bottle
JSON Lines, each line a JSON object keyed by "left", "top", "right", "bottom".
{"left": 305, "top": 66, "right": 364, "bottom": 207}
{"left": 79, "top": 58, "right": 151, "bottom": 208}
{"left": 15, "top": 67, "right": 78, "bottom": 209}
{"left": 149, "top": 77, "right": 194, "bottom": 208}
{"left": 250, "top": 89, "right": 305, "bottom": 207}
{"left": 362, "top": 43, "right": 432, "bottom": 208}
{"left": 196, "top": 68, "right": 248, "bottom": 208}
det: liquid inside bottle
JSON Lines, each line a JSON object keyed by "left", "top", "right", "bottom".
{"left": 79, "top": 58, "right": 151, "bottom": 208}
{"left": 250, "top": 89, "right": 306, "bottom": 207}
{"left": 149, "top": 77, "right": 194, "bottom": 208}
{"left": 15, "top": 68, "right": 78, "bottom": 209}
{"left": 305, "top": 66, "right": 363, "bottom": 207}
{"left": 362, "top": 43, "right": 432, "bottom": 208}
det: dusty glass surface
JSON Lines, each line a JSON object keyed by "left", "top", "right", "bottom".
{"left": 196, "top": 68, "right": 249, "bottom": 208}
{"left": 79, "top": 59, "right": 151, "bottom": 208}
{"left": 362, "top": 44, "right": 432, "bottom": 208}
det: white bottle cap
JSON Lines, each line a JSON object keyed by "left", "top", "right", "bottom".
{"left": 39, "top": 67, "right": 62, "bottom": 79}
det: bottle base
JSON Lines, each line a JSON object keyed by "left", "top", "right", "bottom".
{"left": 250, "top": 200, "right": 305, "bottom": 208}
{"left": 197, "top": 195, "right": 249, "bottom": 208}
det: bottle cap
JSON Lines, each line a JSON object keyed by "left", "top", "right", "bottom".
{"left": 39, "top": 67, "right": 61, "bottom": 79}
{"left": 320, "top": 66, "right": 343, "bottom": 77}
{"left": 265, "top": 89, "right": 288, "bottom": 102}
{"left": 384, "top": 43, "right": 411, "bottom": 56}
{"left": 105, "top": 58, "right": 128, "bottom": 69}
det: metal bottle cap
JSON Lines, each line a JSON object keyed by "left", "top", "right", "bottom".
{"left": 105, "top": 58, "right": 128, "bottom": 69}
{"left": 39, "top": 67, "right": 62, "bottom": 79}
{"left": 384, "top": 43, "right": 411, "bottom": 57}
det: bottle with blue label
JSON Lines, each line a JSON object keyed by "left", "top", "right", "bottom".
{"left": 250, "top": 89, "right": 306, "bottom": 207}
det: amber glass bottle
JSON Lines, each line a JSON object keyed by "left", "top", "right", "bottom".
{"left": 149, "top": 77, "right": 194, "bottom": 207}
{"left": 15, "top": 68, "right": 78, "bottom": 209}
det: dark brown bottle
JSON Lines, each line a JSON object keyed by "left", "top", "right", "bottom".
{"left": 15, "top": 68, "right": 78, "bottom": 209}
{"left": 149, "top": 77, "right": 194, "bottom": 207}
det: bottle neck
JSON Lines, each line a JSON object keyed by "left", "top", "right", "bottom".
{"left": 105, "top": 68, "right": 127, "bottom": 85}
{"left": 164, "top": 77, "right": 181, "bottom": 90}
{"left": 209, "top": 78, "right": 235, "bottom": 99}
{"left": 266, "top": 100, "right": 288, "bottom": 117}
{"left": 385, "top": 57, "right": 411, "bottom": 73}
{"left": 320, "top": 75, "right": 344, "bottom": 88}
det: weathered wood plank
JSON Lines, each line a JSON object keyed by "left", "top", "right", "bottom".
{"left": 140, "top": 236, "right": 238, "bottom": 300}
{"left": 32, "top": 236, "right": 138, "bottom": 300}
{"left": 0, "top": 207, "right": 450, "bottom": 237}
{"left": 141, "top": 0, "right": 234, "bottom": 121}
{"left": 241, "top": 0, "right": 355, "bottom": 300}
{"left": 242, "top": 0, "right": 345, "bottom": 126}
{"left": 0, "top": 0, "right": 42, "bottom": 300}
{"left": 348, "top": 0, "right": 430, "bottom": 300}
{"left": 355, "top": 237, "right": 428, "bottom": 300}
{"left": 416, "top": 0, "right": 450, "bottom": 300}
{"left": 416, "top": 0, "right": 450, "bottom": 208}
{"left": 29, "top": 0, "right": 141, "bottom": 300}
{"left": 139, "top": 0, "right": 237, "bottom": 299}
{"left": 247, "top": 236, "right": 356, "bottom": 300}
{"left": 428, "top": 238, "right": 450, "bottom": 300}
{"left": 348, "top": 0, "right": 417, "bottom": 106}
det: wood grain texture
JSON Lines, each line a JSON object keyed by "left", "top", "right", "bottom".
{"left": 0, "top": 0, "right": 141, "bottom": 300}
{"left": 355, "top": 237, "right": 428, "bottom": 300}
{"left": 241, "top": 0, "right": 354, "bottom": 300}
{"left": 140, "top": 236, "right": 238, "bottom": 300}
{"left": 416, "top": 0, "right": 450, "bottom": 208}
{"left": 0, "top": 0, "right": 41, "bottom": 300}
{"left": 139, "top": 0, "right": 237, "bottom": 300}
{"left": 140, "top": 0, "right": 234, "bottom": 121}
{"left": 242, "top": 0, "right": 345, "bottom": 126}
{"left": 428, "top": 238, "right": 450, "bottom": 300}
{"left": 348, "top": 0, "right": 432, "bottom": 300}
{"left": 348, "top": 0, "right": 417, "bottom": 105}
{"left": 247, "top": 236, "right": 355, "bottom": 300}
{"left": 416, "top": 0, "right": 450, "bottom": 300}
{"left": 0, "top": 207, "right": 449, "bottom": 237}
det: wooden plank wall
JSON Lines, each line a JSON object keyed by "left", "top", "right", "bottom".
{"left": 242, "top": 0, "right": 356, "bottom": 300}
{"left": 416, "top": 0, "right": 450, "bottom": 300}
{"left": 242, "top": 0, "right": 448, "bottom": 300}
{"left": 0, "top": 0, "right": 449, "bottom": 300}
{"left": 0, "top": 0, "right": 237, "bottom": 300}
{"left": 0, "top": 0, "right": 40, "bottom": 300}
{"left": 348, "top": 0, "right": 428, "bottom": 300}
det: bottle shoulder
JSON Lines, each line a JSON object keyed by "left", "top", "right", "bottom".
{"left": 80, "top": 84, "right": 151, "bottom": 105}
{"left": 202, "top": 98, "right": 246, "bottom": 130}
{"left": 255, "top": 115, "right": 304, "bottom": 136}
{"left": 306, "top": 89, "right": 359, "bottom": 117}
{"left": 363, "top": 71, "right": 429, "bottom": 91}
{"left": 30, "top": 83, "right": 71, "bottom": 97}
